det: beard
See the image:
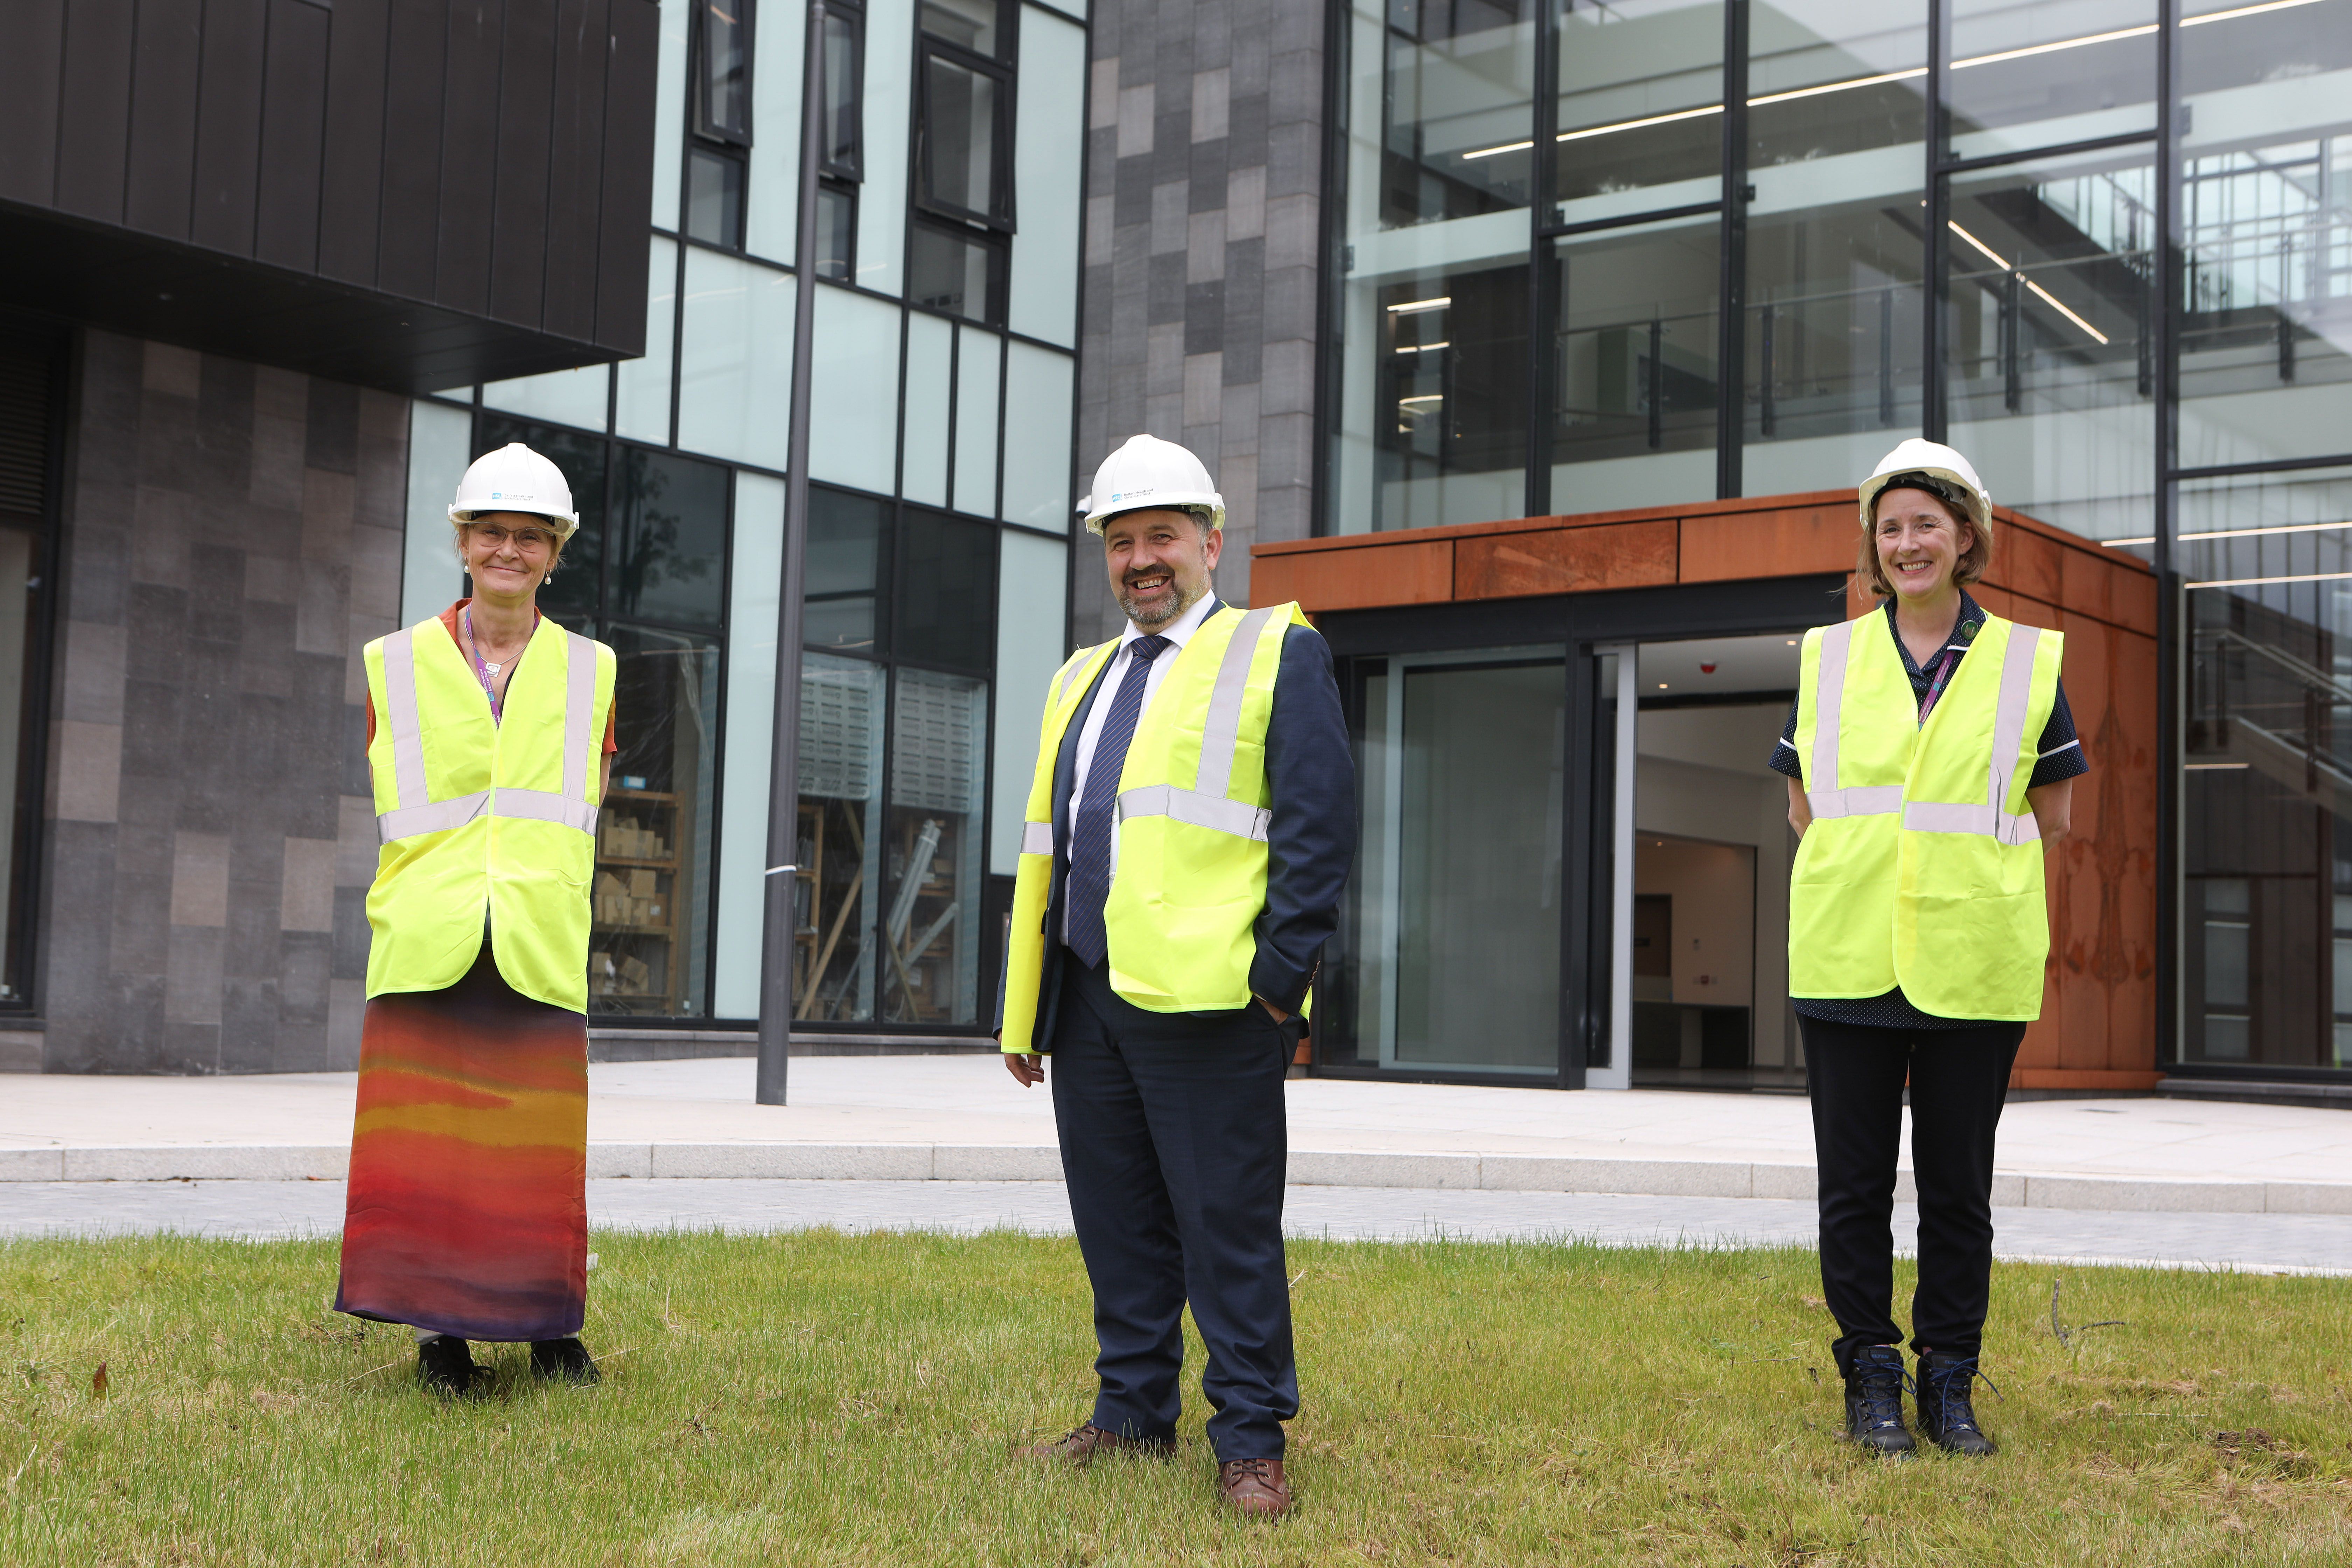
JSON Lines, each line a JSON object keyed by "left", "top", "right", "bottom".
{"left": 1118, "top": 572, "right": 1205, "bottom": 630}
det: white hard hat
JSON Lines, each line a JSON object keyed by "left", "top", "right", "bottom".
{"left": 1859, "top": 439, "right": 1991, "bottom": 536}
{"left": 449, "top": 442, "right": 580, "bottom": 536}
{"left": 1079, "top": 434, "right": 1225, "bottom": 536}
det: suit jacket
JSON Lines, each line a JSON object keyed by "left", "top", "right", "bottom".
{"left": 1005, "top": 597, "right": 1356, "bottom": 1051}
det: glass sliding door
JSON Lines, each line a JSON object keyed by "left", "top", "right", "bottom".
{"left": 1349, "top": 648, "right": 1567, "bottom": 1074}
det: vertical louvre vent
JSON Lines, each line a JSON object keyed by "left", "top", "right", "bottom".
{"left": 0, "top": 353, "right": 47, "bottom": 523}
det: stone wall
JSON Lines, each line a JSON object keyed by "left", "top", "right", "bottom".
{"left": 1071, "top": 0, "right": 1326, "bottom": 642}
{"left": 40, "top": 331, "right": 406, "bottom": 1072}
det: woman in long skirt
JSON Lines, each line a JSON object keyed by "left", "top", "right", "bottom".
{"left": 334, "top": 442, "right": 617, "bottom": 1396}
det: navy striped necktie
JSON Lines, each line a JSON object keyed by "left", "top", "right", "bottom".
{"left": 1065, "top": 635, "right": 1172, "bottom": 969}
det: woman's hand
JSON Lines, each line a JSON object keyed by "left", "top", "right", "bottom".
{"left": 1787, "top": 776, "right": 1812, "bottom": 839}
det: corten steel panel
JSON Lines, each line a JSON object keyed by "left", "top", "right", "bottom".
{"left": 56, "top": 0, "right": 136, "bottom": 222}
{"left": 2112, "top": 562, "right": 2158, "bottom": 637}
{"left": 541, "top": 0, "right": 610, "bottom": 342}
{"left": 1678, "top": 503, "right": 1851, "bottom": 582}
{"left": 0, "top": 2, "right": 65, "bottom": 205}
{"left": 1255, "top": 540, "right": 1454, "bottom": 612}
{"left": 377, "top": 0, "right": 450, "bottom": 301}
{"left": 191, "top": 0, "right": 267, "bottom": 257}
{"left": 318, "top": 0, "right": 391, "bottom": 288}
{"left": 2000, "top": 522, "right": 2064, "bottom": 605}
{"left": 594, "top": 0, "right": 661, "bottom": 347}
{"left": 489, "top": 0, "right": 560, "bottom": 328}
{"left": 255, "top": 0, "right": 331, "bottom": 273}
{"left": 125, "top": 0, "right": 203, "bottom": 239}
{"left": 436, "top": 2, "right": 505, "bottom": 318}
{"left": 1454, "top": 519, "right": 1679, "bottom": 599}
{"left": 2059, "top": 541, "right": 2116, "bottom": 626}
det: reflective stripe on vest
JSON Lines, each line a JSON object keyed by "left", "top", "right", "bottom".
{"left": 1113, "top": 603, "right": 1280, "bottom": 843}
{"left": 374, "top": 627, "right": 604, "bottom": 843}
{"left": 1804, "top": 620, "right": 1904, "bottom": 821}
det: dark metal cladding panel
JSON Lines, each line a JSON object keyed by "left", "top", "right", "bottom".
{"left": 540, "top": 0, "right": 610, "bottom": 342}
{"left": 255, "top": 0, "right": 331, "bottom": 272}
{"left": 317, "top": 0, "right": 391, "bottom": 288}
{"left": 488, "top": 0, "right": 559, "bottom": 328}
{"left": 434, "top": 0, "right": 504, "bottom": 318}
{"left": 55, "top": 0, "right": 136, "bottom": 223}
{"left": 190, "top": 0, "right": 267, "bottom": 257}
{"left": 125, "top": 0, "right": 203, "bottom": 238}
{"left": 0, "top": 2, "right": 65, "bottom": 205}
{"left": 592, "top": 0, "right": 659, "bottom": 354}
{"left": 377, "top": 0, "right": 449, "bottom": 301}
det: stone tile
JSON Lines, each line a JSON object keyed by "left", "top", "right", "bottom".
{"left": 327, "top": 980, "right": 366, "bottom": 1069}
{"left": 1186, "top": 209, "right": 1226, "bottom": 282}
{"left": 219, "top": 976, "right": 280, "bottom": 1073}
{"left": 53, "top": 721, "right": 122, "bottom": 824}
{"left": 356, "top": 386, "right": 408, "bottom": 442}
{"left": 294, "top": 562, "right": 350, "bottom": 658}
{"left": 281, "top": 837, "right": 337, "bottom": 933}
{"left": 249, "top": 411, "right": 308, "bottom": 512}
{"left": 122, "top": 582, "right": 189, "bottom": 682}
{"left": 186, "top": 542, "right": 245, "bottom": 645}
{"left": 164, "top": 924, "right": 225, "bottom": 1026}
{"left": 131, "top": 485, "right": 191, "bottom": 586}
{"left": 191, "top": 357, "right": 256, "bottom": 498}
{"left": 1225, "top": 165, "right": 1265, "bottom": 240}
{"left": 354, "top": 435, "right": 407, "bottom": 531}
{"left": 244, "top": 555, "right": 301, "bottom": 605}
{"left": 1088, "top": 56, "right": 1119, "bottom": 130}
{"left": 1183, "top": 352, "right": 1223, "bottom": 426}
{"left": 271, "top": 1021, "right": 329, "bottom": 1074}
{"left": 1266, "top": 120, "right": 1320, "bottom": 201}
{"left": 301, "top": 468, "right": 356, "bottom": 562}
{"left": 1115, "top": 83, "right": 1154, "bottom": 158}
{"left": 304, "top": 379, "right": 359, "bottom": 475}
{"left": 252, "top": 364, "right": 308, "bottom": 424}
{"left": 170, "top": 832, "right": 231, "bottom": 926}
{"left": 1219, "top": 380, "right": 1261, "bottom": 457}
{"left": 0, "top": 1032, "right": 41, "bottom": 1073}
{"left": 1113, "top": 158, "right": 1154, "bottom": 229}
{"left": 348, "top": 523, "right": 402, "bottom": 619}
{"left": 280, "top": 931, "right": 333, "bottom": 1026}
{"left": 225, "top": 879, "right": 285, "bottom": 985}
{"left": 59, "top": 620, "right": 127, "bottom": 727}
{"left": 331, "top": 886, "right": 370, "bottom": 980}
{"left": 142, "top": 343, "right": 202, "bottom": 399}
{"left": 1191, "top": 66, "right": 1230, "bottom": 142}
{"left": 1183, "top": 280, "right": 1225, "bottom": 354}
{"left": 1149, "top": 181, "right": 1188, "bottom": 257}
{"left": 1264, "top": 190, "right": 1318, "bottom": 271}
{"left": 160, "top": 1021, "right": 222, "bottom": 1075}
{"left": 1226, "top": 90, "right": 1269, "bottom": 167}
{"left": 1085, "top": 194, "right": 1115, "bottom": 267}
{"left": 1188, "top": 139, "right": 1228, "bottom": 212}
{"left": 335, "top": 796, "right": 378, "bottom": 886}
{"left": 1146, "top": 320, "right": 1185, "bottom": 397}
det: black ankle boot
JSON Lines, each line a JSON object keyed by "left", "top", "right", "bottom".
{"left": 1840, "top": 1344, "right": 1916, "bottom": 1456}
{"left": 415, "top": 1335, "right": 488, "bottom": 1398}
{"left": 1916, "top": 1352, "right": 1998, "bottom": 1456}
{"left": 530, "top": 1337, "right": 601, "bottom": 1385}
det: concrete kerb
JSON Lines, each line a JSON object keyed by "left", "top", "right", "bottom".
{"left": 2, "top": 1142, "right": 2345, "bottom": 1213}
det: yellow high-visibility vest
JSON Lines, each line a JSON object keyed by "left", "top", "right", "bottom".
{"left": 1788, "top": 610, "right": 2065, "bottom": 1021}
{"left": 361, "top": 615, "right": 616, "bottom": 1013}
{"left": 1000, "top": 602, "right": 1309, "bottom": 1054}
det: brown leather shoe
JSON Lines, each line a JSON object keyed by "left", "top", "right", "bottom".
{"left": 1014, "top": 1422, "right": 1175, "bottom": 1465}
{"left": 1217, "top": 1457, "right": 1292, "bottom": 1518}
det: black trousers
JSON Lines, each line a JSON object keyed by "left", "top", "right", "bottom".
{"left": 1801, "top": 1015, "right": 2025, "bottom": 1373}
{"left": 1048, "top": 954, "right": 1298, "bottom": 1461}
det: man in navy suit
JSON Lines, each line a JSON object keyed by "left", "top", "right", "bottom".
{"left": 999, "top": 436, "right": 1354, "bottom": 1519}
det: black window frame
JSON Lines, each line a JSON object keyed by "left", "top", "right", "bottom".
{"left": 821, "top": 0, "right": 867, "bottom": 182}
{"left": 692, "top": 0, "right": 757, "bottom": 147}
{"left": 912, "top": 28, "right": 1019, "bottom": 234}
{"left": 906, "top": 217, "right": 1010, "bottom": 327}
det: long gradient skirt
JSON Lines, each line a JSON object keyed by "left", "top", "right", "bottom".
{"left": 333, "top": 946, "right": 589, "bottom": 1342}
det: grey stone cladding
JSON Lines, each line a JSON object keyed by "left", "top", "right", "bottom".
{"left": 1071, "top": 0, "right": 1325, "bottom": 644}
{"left": 38, "top": 333, "right": 404, "bottom": 1073}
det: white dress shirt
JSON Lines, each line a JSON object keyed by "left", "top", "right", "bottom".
{"left": 1061, "top": 591, "right": 1218, "bottom": 943}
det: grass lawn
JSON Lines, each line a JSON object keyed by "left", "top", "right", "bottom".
{"left": 1, "top": 1230, "right": 2346, "bottom": 1565}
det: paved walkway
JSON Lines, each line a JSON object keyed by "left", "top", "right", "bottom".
{"left": 3, "top": 1056, "right": 2347, "bottom": 1213}
{"left": 1, "top": 1178, "right": 2345, "bottom": 1275}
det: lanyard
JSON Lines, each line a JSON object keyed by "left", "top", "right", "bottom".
{"left": 460, "top": 608, "right": 532, "bottom": 723}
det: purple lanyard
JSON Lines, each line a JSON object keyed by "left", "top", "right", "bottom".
{"left": 460, "top": 609, "right": 531, "bottom": 723}
{"left": 1917, "top": 644, "right": 1963, "bottom": 727}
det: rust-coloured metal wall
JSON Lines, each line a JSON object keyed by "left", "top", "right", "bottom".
{"left": 1253, "top": 493, "right": 2161, "bottom": 1092}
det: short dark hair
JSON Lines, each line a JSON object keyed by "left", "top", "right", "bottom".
{"left": 1860, "top": 475, "right": 1993, "bottom": 597}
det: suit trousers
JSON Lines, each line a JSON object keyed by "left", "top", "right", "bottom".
{"left": 1801, "top": 1015, "right": 2025, "bottom": 1373}
{"left": 1048, "top": 953, "right": 1298, "bottom": 1461}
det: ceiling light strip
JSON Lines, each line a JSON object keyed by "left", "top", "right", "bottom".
{"left": 2188, "top": 568, "right": 2352, "bottom": 588}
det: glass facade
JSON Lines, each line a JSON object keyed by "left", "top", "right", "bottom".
{"left": 409, "top": 0, "right": 1087, "bottom": 1031}
{"left": 1329, "top": 0, "right": 2352, "bottom": 1080}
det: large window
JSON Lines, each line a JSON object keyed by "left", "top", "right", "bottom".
{"left": 0, "top": 326, "right": 58, "bottom": 1010}
{"left": 480, "top": 414, "right": 732, "bottom": 1021}
{"left": 912, "top": 0, "right": 1015, "bottom": 324}
{"left": 688, "top": 0, "right": 757, "bottom": 248}
{"left": 793, "top": 488, "right": 998, "bottom": 1026}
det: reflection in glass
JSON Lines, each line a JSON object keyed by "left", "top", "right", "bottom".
{"left": 686, "top": 146, "right": 746, "bottom": 248}
{"left": 2175, "top": 0, "right": 2352, "bottom": 470}
{"left": 884, "top": 668, "right": 988, "bottom": 1024}
{"left": 1374, "top": 262, "right": 1528, "bottom": 530}
{"left": 696, "top": 0, "right": 752, "bottom": 142}
{"left": 1553, "top": 223, "right": 1719, "bottom": 502}
{"left": 1349, "top": 652, "right": 1564, "bottom": 1072}
{"left": 816, "top": 184, "right": 856, "bottom": 281}
{"left": 1945, "top": 0, "right": 2155, "bottom": 162}
{"left": 822, "top": 11, "right": 862, "bottom": 173}
{"left": 1382, "top": 0, "right": 1535, "bottom": 227}
{"left": 909, "top": 223, "right": 1003, "bottom": 323}
{"left": 611, "top": 449, "right": 728, "bottom": 629}
{"left": 806, "top": 486, "right": 886, "bottom": 652}
{"left": 1555, "top": 0, "right": 1724, "bottom": 219}
{"left": 920, "top": 55, "right": 1002, "bottom": 219}
{"left": 922, "top": 0, "right": 1001, "bottom": 56}
{"left": 593, "top": 626, "right": 721, "bottom": 1018}
{"left": 797, "top": 653, "right": 886, "bottom": 1022}
{"left": 1942, "top": 148, "right": 2155, "bottom": 540}
{"left": 477, "top": 415, "right": 607, "bottom": 627}
{"left": 896, "top": 511, "right": 997, "bottom": 670}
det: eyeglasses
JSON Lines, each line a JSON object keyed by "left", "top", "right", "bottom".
{"left": 469, "top": 524, "right": 556, "bottom": 551}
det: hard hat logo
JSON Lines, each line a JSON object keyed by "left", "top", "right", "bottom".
{"left": 1083, "top": 435, "right": 1224, "bottom": 536}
